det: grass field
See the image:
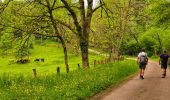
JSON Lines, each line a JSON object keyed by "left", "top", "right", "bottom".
{"left": 0, "top": 41, "right": 139, "bottom": 99}
{"left": 0, "top": 42, "right": 104, "bottom": 75}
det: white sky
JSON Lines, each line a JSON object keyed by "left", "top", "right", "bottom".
{"left": 85, "top": 0, "right": 99, "bottom": 8}
{"left": 1, "top": 0, "right": 99, "bottom": 7}
{"left": 73, "top": 0, "right": 99, "bottom": 8}
{"left": 1, "top": 0, "right": 18, "bottom": 1}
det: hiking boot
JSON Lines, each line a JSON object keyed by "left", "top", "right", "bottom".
{"left": 140, "top": 75, "right": 144, "bottom": 80}
{"left": 162, "top": 74, "right": 165, "bottom": 78}
{"left": 164, "top": 73, "right": 166, "bottom": 77}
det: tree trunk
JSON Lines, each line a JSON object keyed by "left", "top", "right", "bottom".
{"left": 80, "top": 38, "right": 89, "bottom": 68}
{"left": 109, "top": 45, "right": 113, "bottom": 61}
{"left": 61, "top": 0, "right": 94, "bottom": 68}
{"left": 47, "top": 2, "right": 69, "bottom": 73}
{"left": 156, "top": 33, "right": 162, "bottom": 52}
{"left": 58, "top": 36, "right": 69, "bottom": 73}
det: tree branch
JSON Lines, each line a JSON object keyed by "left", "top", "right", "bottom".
{"left": 61, "top": 0, "right": 82, "bottom": 38}
{"left": 55, "top": 19, "right": 76, "bottom": 34}
{"left": 0, "top": 0, "right": 13, "bottom": 14}
{"left": 92, "top": 3, "right": 105, "bottom": 13}
{"left": 52, "top": 0, "right": 57, "bottom": 9}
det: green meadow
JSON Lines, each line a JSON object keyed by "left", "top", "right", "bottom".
{"left": 0, "top": 42, "right": 103, "bottom": 75}
{"left": 0, "top": 42, "right": 139, "bottom": 99}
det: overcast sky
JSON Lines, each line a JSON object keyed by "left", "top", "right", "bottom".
{"left": 85, "top": 0, "right": 99, "bottom": 7}
{"left": 1, "top": 0, "right": 99, "bottom": 7}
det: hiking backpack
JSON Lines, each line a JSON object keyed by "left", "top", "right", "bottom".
{"left": 140, "top": 55, "right": 147, "bottom": 64}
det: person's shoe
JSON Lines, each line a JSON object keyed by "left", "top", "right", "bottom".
{"left": 140, "top": 75, "right": 142, "bottom": 79}
{"left": 141, "top": 76, "right": 144, "bottom": 79}
{"left": 140, "top": 75, "right": 144, "bottom": 80}
{"left": 162, "top": 75, "right": 165, "bottom": 78}
{"left": 162, "top": 74, "right": 166, "bottom": 78}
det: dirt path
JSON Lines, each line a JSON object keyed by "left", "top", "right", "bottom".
{"left": 88, "top": 49, "right": 109, "bottom": 57}
{"left": 91, "top": 61, "right": 170, "bottom": 100}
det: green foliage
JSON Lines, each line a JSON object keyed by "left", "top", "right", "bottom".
{"left": 121, "top": 40, "right": 140, "bottom": 55}
{"left": 0, "top": 29, "right": 13, "bottom": 56}
{"left": 14, "top": 34, "right": 34, "bottom": 59}
{"left": 140, "top": 27, "right": 170, "bottom": 54}
{"left": 0, "top": 60, "right": 138, "bottom": 99}
{"left": 91, "top": 0, "right": 149, "bottom": 55}
{"left": 161, "top": 30, "right": 170, "bottom": 51}
{"left": 139, "top": 34, "right": 157, "bottom": 56}
{"left": 149, "top": 0, "right": 170, "bottom": 28}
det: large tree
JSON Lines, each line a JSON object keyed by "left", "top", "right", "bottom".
{"left": 60, "top": 0, "right": 104, "bottom": 68}
{"left": 22, "top": 0, "right": 71, "bottom": 73}
{"left": 1, "top": 0, "right": 70, "bottom": 72}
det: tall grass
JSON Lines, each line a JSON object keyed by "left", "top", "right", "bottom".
{"left": 0, "top": 60, "right": 138, "bottom": 99}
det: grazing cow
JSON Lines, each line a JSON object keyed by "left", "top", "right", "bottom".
{"left": 34, "top": 58, "right": 40, "bottom": 62}
{"left": 41, "top": 58, "right": 45, "bottom": 62}
{"left": 17, "top": 59, "right": 29, "bottom": 64}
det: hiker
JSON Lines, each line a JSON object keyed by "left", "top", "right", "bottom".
{"left": 159, "top": 50, "right": 169, "bottom": 78}
{"left": 137, "top": 48, "right": 148, "bottom": 79}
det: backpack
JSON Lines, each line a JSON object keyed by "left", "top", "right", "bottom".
{"left": 140, "top": 55, "right": 147, "bottom": 64}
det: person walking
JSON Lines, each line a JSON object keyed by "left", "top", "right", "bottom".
{"left": 137, "top": 48, "right": 148, "bottom": 79}
{"left": 159, "top": 50, "right": 169, "bottom": 78}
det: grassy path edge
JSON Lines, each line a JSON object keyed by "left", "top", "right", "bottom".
{"left": 88, "top": 70, "right": 139, "bottom": 100}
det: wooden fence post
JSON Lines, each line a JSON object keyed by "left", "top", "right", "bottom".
{"left": 108, "top": 58, "right": 110, "bottom": 63}
{"left": 100, "top": 60, "right": 103, "bottom": 64}
{"left": 103, "top": 59, "right": 105, "bottom": 64}
{"left": 78, "top": 64, "right": 80, "bottom": 69}
{"left": 32, "top": 69, "right": 37, "bottom": 77}
{"left": 113, "top": 57, "right": 115, "bottom": 62}
{"left": 94, "top": 60, "right": 96, "bottom": 67}
{"left": 57, "top": 67, "right": 60, "bottom": 74}
{"left": 105, "top": 58, "right": 107, "bottom": 64}
{"left": 97, "top": 61, "right": 100, "bottom": 65}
